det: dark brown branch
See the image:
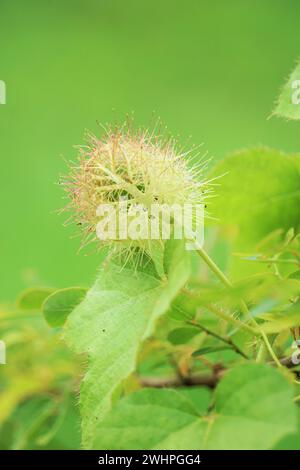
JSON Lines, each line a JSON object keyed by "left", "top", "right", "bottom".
{"left": 140, "top": 356, "right": 299, "bottom": 389}
{"left": 140, "top": 366, "right": 225, "bottom": 389}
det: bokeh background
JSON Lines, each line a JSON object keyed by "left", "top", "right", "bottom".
{"left": 1, "top": 0, "right": 300, "bottom": 301}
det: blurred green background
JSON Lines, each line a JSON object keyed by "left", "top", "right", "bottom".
{"left": 1, "top": 0, "right": 300, "bottom": 301}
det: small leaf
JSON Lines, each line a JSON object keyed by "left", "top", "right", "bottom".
{"left": 168, "top": 327, "right": 199, "bottom": 345}
{"left": 43, "top": 287, "right": 87, "bottom": 328}
{"left": 192, "top": 345, "right": 231, "bottom": 357}
{"left": 167, "top": 293, "right": 199, "bottom": 321}
{"left": 289, "top": 270, "right": 300, "bottom": 281}
{"left": 17, "top": 287, "right": 55, "bottom": 311}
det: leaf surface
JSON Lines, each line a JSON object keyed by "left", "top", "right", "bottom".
{"left": 64, "top": 241, "right": 191, "bottom": 447}
{"left": 43, "top": 287, "right": 87, "bottom": 328}
{"left": 209, "top": 148, "right": 300, "bottom": 246}
{"left": 93, "top": 363, "right": 297, "bottom": 450}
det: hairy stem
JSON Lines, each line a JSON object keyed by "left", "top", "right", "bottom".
{"left": 207, "top": 303, "right": 258, "bottom": 336}
{"left": 196, "top": 246, "right": 282, "bottom": 367}
{"left": 196, "top": 246, "right": 232, "bottom": 288}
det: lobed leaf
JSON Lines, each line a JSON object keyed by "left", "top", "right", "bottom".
{"left": 93, "top": 363, "right": 297, "bottom": 450}
{"left": 63, "top": 240, "right": 191, "bottom": 447}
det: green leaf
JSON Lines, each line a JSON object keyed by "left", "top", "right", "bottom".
{"left": 207, "top": 363, "right": 296, "bottom": 450}
{"left": 17, "top": 287, "right": 55, "bottom": 311}
{"left": 167, "top": 293, "right": 198, "bottom": 321}
{"left": 64, "top": 240, "right": 191, "bottom": 448}
{"left": 5, "top": 395, "right": 81, "bottom": 450}
{"left": 209, "top": 148, "right": 300, "bottom": 246}
{"left": 273, "top": 59, "right": 300, "bottom": 120}
{"left": 289, "top": 270, "right": 300, "bottom": 281}
{"left": 43, "top": 287, "right": 87, "bottom": 328}
{"left": 273, "top": 433, "right": 300, "bottom": 450}
{"left": 250, "top": 278, "right": 300, "bottom": 311}
{"left": 93, "top": 363, "right": 297, "bottom": 450}
{"left": 192, "top": 345, "right": 231, "bottom": 356}
{"left": 93, "top": 388, "right": 206, "bottom": 450}
{"left": 178, "top": 387, "right": 212, "bottom": 415}
{"left": 167, "top": 327, "right": 199, "bottom": 345}
{"left": 260, "top": 302, "right": 300, "bottom": 334}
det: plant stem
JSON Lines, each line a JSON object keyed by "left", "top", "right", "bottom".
{"left": 196, "top": 247, "right": 249, "bottom": 317}
{"left": 181, "top": 287, "right": 257, "bottom": 335}
{"left": 207, "top": 303, "right": 258, "bottom": 336}
{"left": 196, "top": 246, "right": 282, "bottom": 367}
{"left": 256, "top": 343, "right": 268, "bottom": 363}
{"left": 188, "top": 320, "right": 249, "bottom": 359}
{"left": 196, "top": 246, "right": 232, "bottom": 288}
{"left": 248, "top": 258, "right": 299, "bottom": 266}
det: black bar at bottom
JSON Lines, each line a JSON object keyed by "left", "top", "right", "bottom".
{"left": 0, "top": 450, "right": 298, "bottom": 466}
